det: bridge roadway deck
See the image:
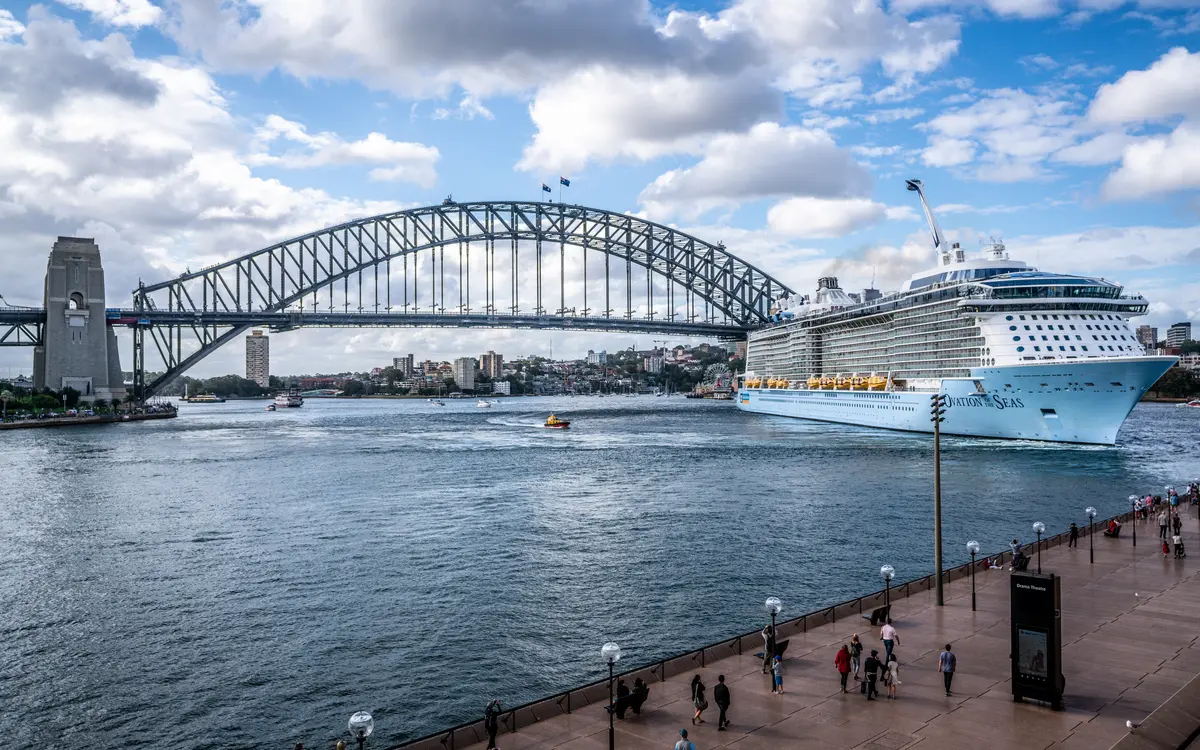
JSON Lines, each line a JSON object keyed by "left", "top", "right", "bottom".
{"left": 455, "top": 514, "right": 1200, "bottom": 750}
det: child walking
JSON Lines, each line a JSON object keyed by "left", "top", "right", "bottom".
{"left": 771, "top": 655, "right": 784, "bottom": 694}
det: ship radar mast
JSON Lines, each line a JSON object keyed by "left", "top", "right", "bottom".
{"left": 905, "top": 179, "right": 945, "bottom": 251}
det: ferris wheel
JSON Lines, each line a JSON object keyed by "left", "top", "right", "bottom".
{"left": 703, "top": 363, "right": 732, "bottom": 388}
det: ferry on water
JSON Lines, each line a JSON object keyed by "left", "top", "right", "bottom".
{"left": 737, "top": 179, "right": 1178, "bottom": 445}
{"left": 274, "top": 391, "right": 304, "bottom": 408}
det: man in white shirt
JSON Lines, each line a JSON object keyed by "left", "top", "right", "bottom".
{"left": 881, "top": 619, "right": 899, "bottom": 661}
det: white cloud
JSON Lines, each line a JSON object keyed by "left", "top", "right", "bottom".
{"left": 767, "top": 198, "right": 897, "bottom": 238}
{"left": 57, "top": 0, "right": 162, "bottom": 27}
{"left": 862, "top": 107, "right": 924, "bottom": 124}
{"left": 922, "top": 136, "right": 976, "bottom": 166}
{"left": 518, "top": 68, "right": 780, "bottom": 174}
{"left": 890, "top": 0, "right": 1061, "bottom": 19}
{"left": 636, "top": 123, "right": 870, "bottom": 220}
{"left": 0, "top": 10, "right": 23, "bottom": 40}
{"left": 1102, "top": 124, "right": 1200, "bottom": 200}
{"left": 247, "top": 115, "right": 440, "bottom": 186}
{"left": 1088, "top": 47, "right": 1200, "bottom": 125}
{"left": 1052, "top": 131, "right": 1137, "bottom": 165}
{"left": 432, "top": 94, "right": 493, "bottom": 121}
{"left": 853, "top": 145, "right": 904, "bottom": 157}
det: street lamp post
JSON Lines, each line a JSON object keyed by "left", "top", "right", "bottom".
{"left": 764, "top": 596, "right": 783, "bottom": 642}
{"left": 1032, "top": 522, "right": 1045, "bottom": 574}
{"left": 348, "top": 711, "right": 374, "bottom": 750}
{"left": 601, "top": 642, "right": 621, "bottom": 750}
{"left": 1129, "top": 495, "right": 1139, "bottom": 548}
{"left": 930, "top": 394, "right": 946, "bottom": 606}
{"left": 1086, "top": 506, "right": 1097, "bottom": 564}
{"left": 966, "top": 541, "right": 980, "bottom": 611}
{"left": 880, "top": 565, "right": 895, "bottom": 610}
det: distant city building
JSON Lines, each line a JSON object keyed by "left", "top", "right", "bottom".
{"left": 586, "top": 349, "right": 607, "bottom": 365}
{"left": 735, "top": 341, "right": 748, "bottom": 360}
{"left": 1178, "top": 353, "right": 1200, "bottom": 371}
{"left": 393, "top": 354, "right": 414, "bottom": 377}
{"left": 643, "top": 355, "right": 664, "bottom": 373}
{"left": 1166, "top": 322, "right": 1192, "bottom": 348}
{"left": 480, "top": 350, "right": 504, "bottom": 378}
{"left": 1135, "top": 325, "right": 1158, "bottom": 353}
{"left": 860, "top": 288, "right": 882, "bottom": 303}
{"left": 452, "top": 357, "right": 476, "bottom": 391}
{"left": 492, "top": 381, "right": 511, "bottom": 395}
{"left": 245, "top": 330, "right": 269, "bottom": 387}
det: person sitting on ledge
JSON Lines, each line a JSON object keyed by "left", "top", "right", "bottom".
{"left": 1009, "top": 539, "right": 1030, "bottom": 571}
{"left": 1103, "top": 518, "right": 1122, "bottom": 538}
{"left": 629, "top": 677, "right": 650, "bottom": 715}
{"left": 614, "top": 678, "right": 631, "bottom": 719}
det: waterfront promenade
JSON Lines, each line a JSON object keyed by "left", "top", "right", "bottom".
{"left": 439, "top": 514, "right": 1199, "bottom": 750}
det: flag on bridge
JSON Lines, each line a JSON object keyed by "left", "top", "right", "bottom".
{"left": 560, "top": 177, "right": 570, "bottom": 187}
{"left": 541, "top": 183, "right": 552, "bottom": 193}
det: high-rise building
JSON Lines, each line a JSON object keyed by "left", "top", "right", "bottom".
{"left": 586, "top": 349, "right": 607, "bottom": 365}
{"left": 452, "top": 357, "right": 476, "bottom": 391}
{"left": 393, "top": 354, "right": 414, "bottom": 377}
{"left": 643, "top": 355, "right": 664, "bottom": 373}
{"left": 480, "top": 350, "right": 504, "bottom": 379}
{"left": 492, "top": 381, "right": 511, "bottom": 395}
{"left": 735, "top": 341, "right": 748, "bottom": 360}
{"left": 245, "top": 330, "right": 269, "bottom": 387}
{"left": 1135, "top": 325, "right": 1158, "bottom": 352}
{"left": 1166, "top": 322, "right": 1192, "bottom": 348}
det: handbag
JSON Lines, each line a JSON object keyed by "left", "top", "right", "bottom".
{"left": 697, "top": 698, "right": 709, "bottom": 711}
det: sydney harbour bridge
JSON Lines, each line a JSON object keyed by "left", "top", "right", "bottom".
{"left": 0, "top": 200, "right": 794, "bottom": 400}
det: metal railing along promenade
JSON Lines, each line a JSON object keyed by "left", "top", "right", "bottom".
{"left": 385, "top": 509, "right": 1149, "bottom": 750}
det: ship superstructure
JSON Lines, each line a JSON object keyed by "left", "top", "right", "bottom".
{"left": 737, "top": 179, "right": 1177, "bottom": 444}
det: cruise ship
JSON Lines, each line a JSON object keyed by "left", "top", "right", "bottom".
{"left": 737, "top": 179, "right": 1177, "bottom": 445}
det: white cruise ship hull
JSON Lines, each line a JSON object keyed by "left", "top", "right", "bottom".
{"left": 736, "top": 357, "right": 1175, "bottom": 445}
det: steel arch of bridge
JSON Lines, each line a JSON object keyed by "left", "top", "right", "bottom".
{"left": 131, "top": 200, "right": 793, "bottom": 399}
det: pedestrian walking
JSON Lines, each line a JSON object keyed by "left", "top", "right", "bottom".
{"left": 863, "top": 649, "right": 883, "bottom": 700}
{"left": 1068, "top": 522, "right": 1079, "bottom": 549}
{"left": 761, "top": 624, "right": 775, "bottom": 673}
{"left": 1159, "top": 509, "right": 1169, "bottom": 540}
{"left": 850, "top": 634, "right": 863, "bottom": 681}
{"left": 1173, "top": 532, "right": 1186, "bottom": 559}
{"left": 771, "top": 655, "right": 784, "bottom": 694}
{"left": 675, "top": 728, "right": 695, "bottom": 750}
{"left": 1173, "top": 512, "right": 1183, "bottom": 535}
{"left": 885, "top": 652, "right": 901, "bottom": 699}
{"left": 690, "top": 674, "right": 707, "bottom": 725}
{"left": 880, "top": 618, "right": 899, "bottom": 661}
{"left": 484, "top": 699, "right": 502, "bottom": 749}
{"left": 713, "top": 675, "right": 731, "bottom": 730}
{"left": 938, "top": 644, "right": 957, "bottom": 696}
{"left": 835, "top": 644, "right": 851, "bottom": 693}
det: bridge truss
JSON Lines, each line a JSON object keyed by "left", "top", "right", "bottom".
{"left": 128, "top": 201, "right": 793, "bottom": 399}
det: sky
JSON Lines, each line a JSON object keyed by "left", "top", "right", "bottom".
{"left": 0, "top": 0, "right": 1198, "bottom": 377}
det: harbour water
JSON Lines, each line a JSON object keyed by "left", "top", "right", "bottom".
{"left": 1, "top": 398, "right": 1197, "bottom": 748}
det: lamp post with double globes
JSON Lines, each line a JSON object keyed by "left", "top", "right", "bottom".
{"left": 1032, "top": 522, "right": 1045, "bottom": 573}
{"left": 601, "top": 642, "right": 621, "bottom": 750}
{"left": 880, "top": 565, "right": 895, "bottom": 610}
{"left": 1129, "top": 495, "right": 1140, "bottom": 547}
{"left": 1086, "top": 506, "right": 1097, "bottom": 564}
{"left": 966, "top": 540, "right": 980, "bottom": 611}
{"left": 348, "top": 711, "right": 374, "bottom": 750}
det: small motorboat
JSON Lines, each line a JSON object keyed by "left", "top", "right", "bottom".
{"left": 432, "top": 400, "right": 446, "bottom": 407}
{"left": 1177, "top": 399, "right": 1200, "bottom": 409}
{"left": 544, "top": 414, "right": 570, "bottom": 429}
{"left": 266, "top": 403, "right": 276, "bottom": 412}
{"left": 477, "top": 400, "right": 492, "bottom": 408}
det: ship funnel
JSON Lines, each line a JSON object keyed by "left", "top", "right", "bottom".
{"left": 817, "top": 276, "right": 840, "bottom": 291}
{"left": 906, "top": 178, "right": 946, "bottom": 251}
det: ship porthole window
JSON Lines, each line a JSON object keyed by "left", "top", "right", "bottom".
{"left": 1006, "top": 315, "right": 1014, "bottom": 321}
{"left": 1012, "top": 336, "right": 1020, "bottom": 341}
{"left": 1009, "top": 325, "right": 1017, "bottom": 331}
{"left": 1017, "top": 346, "right": 1025, "bottom": 352}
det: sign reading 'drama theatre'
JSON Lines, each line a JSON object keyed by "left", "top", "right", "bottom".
{"left": 1010, "top": 572, "right": 1065, "bottom": 710}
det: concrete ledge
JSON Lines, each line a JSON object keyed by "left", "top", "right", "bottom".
{"left": 1109, "top": 673, "right": 1200, "bottom": 750}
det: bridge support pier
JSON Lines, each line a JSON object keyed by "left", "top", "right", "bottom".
{"left": 33, "top": 237, "right": 127, "bottom": 404}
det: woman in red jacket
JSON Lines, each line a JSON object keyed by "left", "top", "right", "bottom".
{"left": 835, "top": 644, "right": 852, "bottom": 693}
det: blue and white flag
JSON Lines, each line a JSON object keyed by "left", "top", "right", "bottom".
{"left": 560, "top": 177, "right": 571, "bottom": 187}
{"left": 542, "top": 183, "right": 552, "bottom": 193}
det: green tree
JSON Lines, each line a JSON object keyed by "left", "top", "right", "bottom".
{"left": 62, "top": 387, "right": 81, "bottom": 409}
{"left": 341, "top": 379, "right": 365, "bottom": 397}
{"left": 0, "top": 389, "right": 12, "bottom": 420}
{"left": 1181, "top": 340, "right": 1200, "bottom": 355}
{"left": 33, "top": 394, "right": 59, "bottom": 410}
{"left": 92, "top": 398, "right": 108, "bottom": 411}
{"left": 1150, "top": 367, "right": 1200, "bottom": 398}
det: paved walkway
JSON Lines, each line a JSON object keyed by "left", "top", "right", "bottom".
{"left": 468, "top": 512, "right": 1200, "bottom": 750}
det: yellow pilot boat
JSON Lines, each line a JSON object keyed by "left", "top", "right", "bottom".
{"left": 544, "top": 414, "right": 570, "bottom": 429}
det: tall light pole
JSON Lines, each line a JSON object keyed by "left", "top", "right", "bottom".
{"left": 880, "top": 565, "right": 895, "bottom": 610}
{"left": 764, "top": 596, "right": 782, "bottom": 636}
{"left": 1086, "top": 506, "right": 1097, "bottom": 564}
{"left": 601, "top": 642, "right": 621, "bottom": 750}
{"left": 1129, "top": 495, "right": 1139, "bottom": 548}
{"left": 930, "top": 393, "right": 946, "bottom": 606}
{"left": 348, "top": 711, "right": 373, "bottom": 750}
{"left": 966, "top": 541, "right": 980, "bottom": 611}
{"left": 1032, "top": 522, "right": 1045, "bottom": 573}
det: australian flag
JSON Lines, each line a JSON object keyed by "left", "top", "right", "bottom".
{"left": 560, "top": 177, "right": 571, "bottom": 187}
{"left": 541, "top": 183, "right": 552, "bottom": 193}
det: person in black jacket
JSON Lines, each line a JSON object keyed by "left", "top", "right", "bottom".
{"left": 713, "top": 674, "right": 731, "bottom": 730}
{"left": 615, "top": 678, "right": 631, "bottom": 719}
{"left": 864, "top": 650, "right": 883, "bottom": 700}
{"left": 630, "top": 678, "right": 650, "bottom": 714}
{"left": 484, "top": 699, "right": 501, "bottom": 749}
